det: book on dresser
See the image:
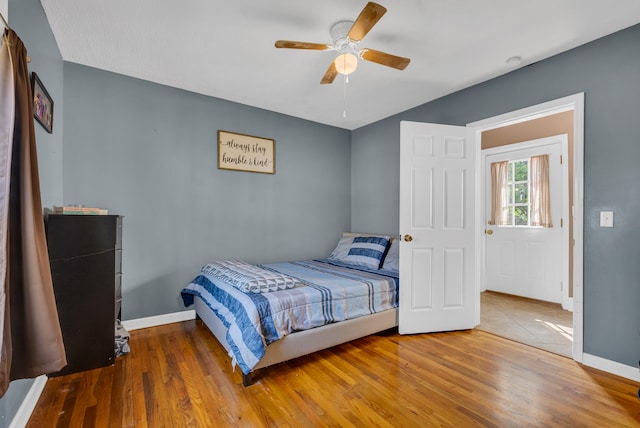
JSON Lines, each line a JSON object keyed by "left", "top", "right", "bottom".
{"left": 46, "top": 214, "right": 123, "bottom": 377}
{"left": 53, "top": 205, "right": 109, "bottom": 215}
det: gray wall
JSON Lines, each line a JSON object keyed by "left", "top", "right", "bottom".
{"left": 8, "top": 0, "right": 63, "bottom": 208}
{"left": 351, "top": 24, "right": 640, "bottom": 368}
{"left": 63, "top": 64, "right": 351, "bottom": 319}
{"left": 1, "top": 0, "right": 64, "bottom": 424}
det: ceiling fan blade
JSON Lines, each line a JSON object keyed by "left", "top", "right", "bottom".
{"left": 320, "top": 61, "right": 338, "bottom": 84}
{"left": 275, "top": 40, "right": 330, "bottom": 50}
{"left": 361, "top": 49, "right": 410, "bottom": 70}
{"left": 348, "top": 2, "right": 387, "bottom": 42}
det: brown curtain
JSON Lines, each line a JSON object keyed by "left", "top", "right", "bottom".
{"left": 489, "top": 161, "right": 510, "bottom": 226}
{"left": 0, "top": 28, "right": 66, "bottom": 398}
{"left": 530, "top": 154, "right": 553, "bottom": 228}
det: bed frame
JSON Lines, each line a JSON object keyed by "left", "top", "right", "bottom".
{"left": 194, "top": 232, "right": 400, "bottom": 386}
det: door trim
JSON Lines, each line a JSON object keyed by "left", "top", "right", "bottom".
{"left": 467, "top": 93, "right": 584, "bottom": 363}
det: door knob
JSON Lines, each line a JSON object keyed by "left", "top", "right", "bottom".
{"left": 485, "top": 229, "right": 494, "bottom": 235}
{"left": 404, "top": 234, "right": 413, "bottom": 242}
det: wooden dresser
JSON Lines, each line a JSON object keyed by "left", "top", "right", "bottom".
{"left": 46, "top": 214, "right": 123, "bottom": 376}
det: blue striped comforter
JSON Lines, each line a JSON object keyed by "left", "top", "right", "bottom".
{"left": 181, "top": 259, "right": 399, "bottom": 374}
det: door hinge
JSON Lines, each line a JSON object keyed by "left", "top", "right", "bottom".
{"left": 560, "top": 218, "right": 563, "bottom": 227}
{"left": 560, "top": 155, "right": 563, "bottom": 164}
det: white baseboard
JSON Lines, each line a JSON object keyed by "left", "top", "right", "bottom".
{"left": 121, "top": 310, "right": 196, "bottom": 331}
{"left": 582, "top": 353, "right": 640, "bottom": 382}
{"left": 9, "top": 375, "right": 47, "bottom": 428}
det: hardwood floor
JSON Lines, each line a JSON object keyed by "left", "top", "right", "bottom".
{"left": 28, "top": 320, "right": 640, "bottom": 427}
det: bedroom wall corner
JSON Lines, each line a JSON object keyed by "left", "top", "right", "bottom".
{"left": 0, "top": 0, "right": 64, "bottom": 425}
{"left": 350, "top": 120, "right": 401, "bottom": 236}
{"left": 8, "top": 0, "right": 64, "bottom": 208}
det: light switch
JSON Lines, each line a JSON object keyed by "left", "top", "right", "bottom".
{"left": 600, "top": 211, "right": 614, "bottom": 228}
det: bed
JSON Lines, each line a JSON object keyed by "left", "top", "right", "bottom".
{"left": 180, "top": 232, "right": 400, "bottom": 385}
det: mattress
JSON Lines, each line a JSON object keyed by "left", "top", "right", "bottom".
{"left": 181, "top": 259, "right": 399, "bottom": 374}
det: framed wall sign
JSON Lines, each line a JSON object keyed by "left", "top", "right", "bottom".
{"left": 218, "top": 130, "right": 275, "bottom": 174}
{"left": 31, "top": 72, "right": 54, "bottom": 133}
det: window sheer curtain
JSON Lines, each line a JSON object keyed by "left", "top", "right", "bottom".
{"left": 530, "top": 154, "right": 553, "bottom": 228}
{"left": 489, "top": 161, "right": 509, "bottom": 226}
{"left": 0, "top": 28, "right": 66, "bottom": 397}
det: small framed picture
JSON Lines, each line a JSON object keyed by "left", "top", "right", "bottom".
{"left": 31, "top": 72, "right": 54, "bottom": 133}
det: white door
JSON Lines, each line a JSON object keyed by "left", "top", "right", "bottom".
{"left": 484, "top": 136, "right": 566, "bottom": 303}
{"left": 399, "top": 121, "right": 477, "bottom": 334}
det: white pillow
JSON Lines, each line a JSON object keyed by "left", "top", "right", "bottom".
{"left": 381, "top": 238, "right": 399, "bottom": 272}
{"left": 328, "top": 236, "right": 353, "bottom": 260}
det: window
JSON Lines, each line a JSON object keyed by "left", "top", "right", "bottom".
{"left": 490, "top": 154, "right": 551, "bottom": 229}
{"left": 507, "top": 159, "right": 530, "bottom": 226}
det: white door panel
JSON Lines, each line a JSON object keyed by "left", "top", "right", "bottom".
{"left": 484, "top": 136, "right": 566, "bottom": 303}
{"left": 399, "top": 122, "right": 476, "bottom": 334}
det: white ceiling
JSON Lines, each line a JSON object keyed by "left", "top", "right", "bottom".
{"left": 41, "top": 0, "right": 640, "bottom": 130}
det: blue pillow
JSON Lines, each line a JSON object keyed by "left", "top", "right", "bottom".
{"left": 344, "top": 236, "right": 390, "bottom": 270}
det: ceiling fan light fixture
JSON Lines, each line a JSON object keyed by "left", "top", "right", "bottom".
{"left": 334, "top": 53, "right": 358, "bottom": 75}
{"left": 275, "top": 2, "right": 409, "bottom": 84}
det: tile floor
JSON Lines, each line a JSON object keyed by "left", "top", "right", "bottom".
{"left": 477, "top": 291, "right": 573, "bottom": 358}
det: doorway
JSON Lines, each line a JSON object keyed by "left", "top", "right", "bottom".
{"left": 469, "top": 93, "right": 584, "bottom": 362}
{"left": 479, "top": 135, "right": 572, "bottom": 357}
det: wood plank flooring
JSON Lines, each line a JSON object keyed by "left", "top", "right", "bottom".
{"left": 28, "top": 320, "right": 640, "bottom": 427}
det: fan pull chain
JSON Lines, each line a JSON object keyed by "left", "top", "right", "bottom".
{"left": 343, "top": 72, "right": 348, "bottom": 118}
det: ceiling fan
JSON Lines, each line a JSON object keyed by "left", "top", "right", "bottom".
{"left": 275, "top": 2, "right": 411, "bottom": 84}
